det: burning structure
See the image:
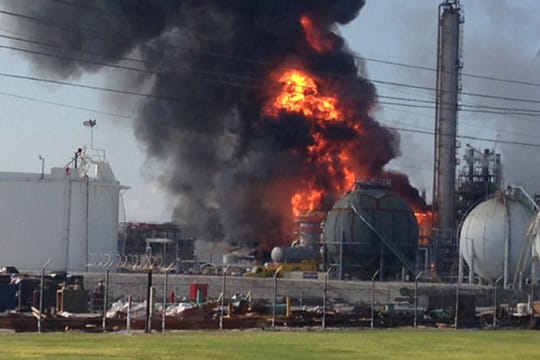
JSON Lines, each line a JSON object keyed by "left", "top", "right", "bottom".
{"left": 323, "top": 181, "right": 419, "bottom": 280}
{"left": 7, "top": 1, "right": 431, "bottom": 274}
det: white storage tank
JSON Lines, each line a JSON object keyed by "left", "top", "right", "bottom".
{"left": 0, "top": 148, "right": 128, "bottom": 272}
{"left": 459, "top": 187, "right": 537, "bottom": 286}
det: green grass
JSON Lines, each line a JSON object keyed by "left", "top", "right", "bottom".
{"left": 0, "top": 329, "right": 539, "bottom": 359}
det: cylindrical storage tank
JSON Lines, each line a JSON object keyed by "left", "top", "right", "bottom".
{"left": 296, "top": 214, "right": 324, "bottom": 249}
{"left": 271, "top": 246, "right": 317, "bottom": 264}
{"left": 323, "top": 183, "right": 418, "bottom": 280}
{"left": 459, "top": 191, "right": 536, "bottom": 284}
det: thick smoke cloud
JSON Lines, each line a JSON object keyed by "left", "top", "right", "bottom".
{"left": 7, "top": 0, "right": 427, "bottom": 249}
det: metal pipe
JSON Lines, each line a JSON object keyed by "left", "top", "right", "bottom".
{"left": 39, "top": 155, "right": 45, "bottom": 180}
{"left": 322, "top": 271, "right": 327, "bottom": 330}
{"left": 162, "top": 269, "right": 169, "bottom": 333}
{"left": 418, "top": 248, "right": 429, "bottom": 271}
{"left": 338, "top": 223, "right": 344, "bottom": 281}
{"left": 414, "top": 271, "right": 423, "bottom": 328}
{"left": 454, "top": 272, "right": 460, "bottom": 329}
{"left": 531, "top": 257, "right": 536, "bottom": 326}
{"left": 126, "top": 295, "right": 132, "bottom": 333}
{"left": 38, "top": 258, "right": 52, "bottom": 334}
{"left": 272, "top": 268, "right": 281, "bottom": 330}
{"left": 145, "top": 270, "right": 152, "bottom": 333}
{"left": 468, "top": 244, "right": 474, "bottom": 284}
{"left": 64, "top": 175, "right": 73, "bottom": 271}
{"left": 85, "top": 174, "right": 89, "bottom": 272}
{"left": 102, "top": 268, "right": 109, "bottom": 333}
{"left": 370, "top": 269, "right": 380, "bottom": 329}
{"left": 493, "top": 276, "right": 503, "bottom": 329}
{"left": 219, "top": 266, "right": 229, "bottom": 330}
{"left": 503, "top": 196, "right": 511, "bottom": 288}
{"left": 322, "top": 268, "right": 332, "bottom": 330}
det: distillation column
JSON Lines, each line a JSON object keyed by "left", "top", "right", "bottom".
{"left": 432, "top": 0, "right": 463, "bottom": 274}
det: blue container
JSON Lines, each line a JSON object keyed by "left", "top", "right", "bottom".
{"left": 0, "top": 284, "right": 17, "bottom": 312}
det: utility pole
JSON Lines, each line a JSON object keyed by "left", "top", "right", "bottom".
{"left": 83, "top": 119, "right": 97, "bottom": 149}
{"left": 38, "top": 155, "right": 45, "bottom": 180}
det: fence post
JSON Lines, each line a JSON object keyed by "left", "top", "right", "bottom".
{"left": 370, "top": 269, "right": 380, "bottom": 329}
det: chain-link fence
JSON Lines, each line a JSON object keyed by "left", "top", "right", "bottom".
{"left": 79, "top": 270, "right": 521, "bottom": 331}
{"left": 3, "top": 267, "right": 538, "bottom": 332}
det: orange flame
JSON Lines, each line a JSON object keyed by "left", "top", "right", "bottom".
{"left": 291, "top": 188, "right": 324, "bottom": 218}
{"left": 265, "top": 70, "right": 341, "bottom": 121}
{"left": 414, "top": 211, "right": 431, "bottom": 224}
{"left": 264, "top": 68, "right": 360, "bottom": 216}
{"left": 300, "top": 15, "right": 334, "bottom": 52}
{"left": 414, "top": 211, "right": 432, "bottom": 246}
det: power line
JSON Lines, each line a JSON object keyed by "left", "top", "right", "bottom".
{"left": 2, "top": 13, "right": 540, "bottom": 113}
{"left": 0, "top": 40, "right": 263, "bottom": 87}
{"left": 1, "top": 79, "right": 535, "bottom": 147}
{"left": 12, "top": 2, "right": 540, "bottom": 90}
{"left": 378, "top": 101, "right": 540, "bottom": 117}
{"left": 0, "top": 71, "right": 229, "bottom": 107}
{"left": 0, "top": 32, "right": 540, "bottom": 116}
{"left": 382, "top": 105, "right": 540, "bottom": 140}
{"left": 379, "top": 94, "right": 540, "bottom": 115}
{"left": 1, "top": 76, "right": 539, "bottom": 150}
{"left": 2, "top": 7, "right": 540, "bottom": 105}
{"left": 373, "top": 79, "right": 540, "bottom": 105}
{"left": 387, "top": 125, "right": 540, "bottom": 149}
{"left": 358, "top": 55, "right": 540, "bottom": 88}
{"left": 0, "top": 89, "right": 133, "bottom": 119}
{"left": 0, "top": 9, "right": 115, "bottom": 39}
{"left": 2, "top": 40, "right": 540, "bottom": 118}
{"left": 44, "top": 0, "right": 105, "bottom": 13}
{"left": 3, "top": 81, "right": 535, "bottom": 149}
{"left": 1, "top": 60, "right": 538, "bottom": 121}
{"left": 0, "top": 32, "right": 148, "bottom": 66}
{"left": 0, "top": 10, "right": 538, "bottom": 132}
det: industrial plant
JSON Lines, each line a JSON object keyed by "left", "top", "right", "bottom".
{"left": 1, "top": 0, "right": 540, "bottom": 332}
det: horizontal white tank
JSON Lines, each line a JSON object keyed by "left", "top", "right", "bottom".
{"left": 459, "top": 189, "right": 535, "bottom": 284}
{"left": 0, "top": 149, "right": 128, "bottom": 272}
{"left": 271, "top": 246, "right": 317, "bottom": 263}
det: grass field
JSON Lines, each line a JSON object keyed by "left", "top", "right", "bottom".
{"left": 0, "top": 329, "right": 539, "bottom": 359}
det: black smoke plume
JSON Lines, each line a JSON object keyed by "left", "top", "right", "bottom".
{"left": 7, "top": 0, "right": 426, "bottom": 249}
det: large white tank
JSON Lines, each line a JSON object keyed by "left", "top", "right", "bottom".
{"left": 0, "top": 148, "right": 128, "bottom": 272}
{"left": 459, "top": 189, "right": 536, "bottom": 285}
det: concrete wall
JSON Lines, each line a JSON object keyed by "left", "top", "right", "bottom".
{"left": 81, "top": 272, "right": 493, "bottom": 307}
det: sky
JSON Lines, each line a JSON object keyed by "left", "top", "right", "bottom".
{"left": 0, "top": 0, "right": 539, "bottom": 224}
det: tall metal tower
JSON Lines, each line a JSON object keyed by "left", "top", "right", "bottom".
{"left": 432, "top": 0, "right": 463, "bottom": 276}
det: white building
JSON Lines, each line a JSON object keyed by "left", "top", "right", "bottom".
{"left": 0, "top": 148, "right": 128, "bottom": 272}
